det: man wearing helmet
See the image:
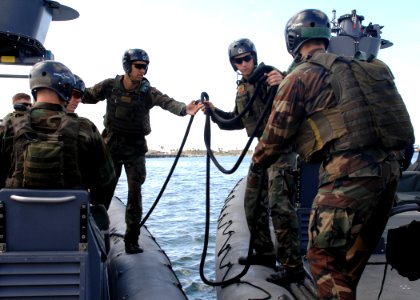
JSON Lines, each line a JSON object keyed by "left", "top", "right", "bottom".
{"left": 251, "top": 9, "right": 410, "bottom": 298}
{"left": 66, "top": 74, "right": 85, "bottom": 113}
{"left": 82, "top": 48, "right": 202, "bottom": 254}
{"left": 1, "top": 92, "right": 32, "bottom": 126}
{"left": 0, "top": 61, "right": 117, "bottom": 210}
{"left": 203, "top": 38, "right": 303, "bottom": 280}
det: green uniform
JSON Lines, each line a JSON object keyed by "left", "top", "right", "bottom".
{"left": 253, "top": 49, "right": 408, "bottom": 299}
{"left": 0, "top": 102, "right": 117, "bottom": 208}
{"left": 212, "top": 64, "right": 301, "bottom": 268}
{"left": 82, "top": 75, "right": 187, "bottom": 244}
{"left": 1, "top": 110, "right": 28, "bottom": 126}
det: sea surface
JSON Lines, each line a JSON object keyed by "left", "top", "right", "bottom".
{"left": 114, "top": 155, "right": 251, "bottom": 300}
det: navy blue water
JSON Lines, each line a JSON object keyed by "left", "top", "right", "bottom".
{"left": 114, "top": 155, "right": 251, "bottom": 300}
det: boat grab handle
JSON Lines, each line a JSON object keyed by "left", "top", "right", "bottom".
{"left": 10, "top": 195, "right": 76, "bottom": 203}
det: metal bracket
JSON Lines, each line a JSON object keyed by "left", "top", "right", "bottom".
{"left": 79, "top": 204, "right": 88, "bottom": 251}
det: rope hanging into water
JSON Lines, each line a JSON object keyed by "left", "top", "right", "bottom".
{"left": 139, "top": 92, "right": 208, "bottom": 227}
{"left": 141, "top": 64, "right": 277, "bottom": 227}
{"left": 199, "top": 67, "right": 279, "bottom": 286}
{"left": 199, "top": 130, "right": 267, "bottom": 286}
{"left": 138, "top": 67, "right": 278, "bottom": 286}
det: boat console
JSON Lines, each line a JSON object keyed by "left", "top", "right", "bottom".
{"left": 0, "top": 189, "right": 110, "bottom": 299}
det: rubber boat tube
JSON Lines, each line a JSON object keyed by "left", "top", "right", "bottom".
{"left": 215, "top": 174, "right": 420, "bottom": 300}
{"left": 215, "top": 178, "right": 315, "bottom": 300}
{"left": 107, "top": 196, "right": 188, "bottom": 300}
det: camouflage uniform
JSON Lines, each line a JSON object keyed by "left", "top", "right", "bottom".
{"left": 83, "top": 75, "right": 187, "bottom": 245}
{"left": 212, "top": 65, "right": 301, "bottom": 268}
{"left": 253, "top": 49, "right": 404, "bottom": 299}
{"left": 0, "top": 102, "right": 117, "bottom": 208}
{"left": 1, "top": 110, "right": 28, "bottom": 126}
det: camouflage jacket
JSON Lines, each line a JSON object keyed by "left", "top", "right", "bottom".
{"left": 0, "top": 102, "right": 117, "bottom": 208}
{"left": 253, "top": 49, "right": 392, "bottom": 185}
{"left": 212, "top": 63, "right": 274, "bottom": 138}
{"left": 1, "top": 110, "right": 28, "bottom": 126}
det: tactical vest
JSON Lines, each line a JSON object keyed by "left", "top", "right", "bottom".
{"left": 296, "top": 52, "right": 414, "bottom": 163}
{"left": 236, "top": 80, "right": 269, "bottom": 137}
{"left": 105, "top": 75, "right": 152, "bottom": 136}
{"left": 1, "top": 111, "right": 27, "bottom": 126}
{"left": 8, "top": 112, "right": 82, "bottom": 188}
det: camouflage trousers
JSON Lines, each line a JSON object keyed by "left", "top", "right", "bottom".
{"left": 105, "top": 133, "right": 147, "bottom": 244}
{"left": 307, "top": 159, "right": 400, "bottom": 300}
{"left": 244, "top": 153, "right": 302, "bottom": 268}
{"left": 112, "top": 154, "right": 146, "bottom": 244}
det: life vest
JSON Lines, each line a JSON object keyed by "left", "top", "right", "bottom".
{"left": 105, "top": 75, "right": 152, "bottom": 136}
{"left": 296, "top": 52, "right": 414, "bottom": 163}
{"left": 8, "top": 112, "right": 82, "bottom": 188}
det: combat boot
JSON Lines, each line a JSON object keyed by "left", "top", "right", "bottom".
{"left": 266, "top": 266, "right": 306, "bottom": 286}
{"left": 125, "top": 240, "right": 143, "bottom": 254}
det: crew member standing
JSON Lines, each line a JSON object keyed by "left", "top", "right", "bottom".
{"left": 82, "top": 48, "right": 203, "bottom": 254}
{"left": 251, "top": 9, "right": 414, "bottom": 297}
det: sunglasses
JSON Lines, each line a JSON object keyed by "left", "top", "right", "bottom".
{"left": 72, "top": 90, "right": 84, "bottom": 98}
{"left": 233, "top": 54, "right": 253, "bottom": 65}
{"left": 133, "top": 63, "right": 148, "bottom": 70}
{"left": 21, "top": 102, "right": 32, "bottom": 107}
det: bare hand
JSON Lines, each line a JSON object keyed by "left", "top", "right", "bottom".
{"left": 201, "top": 101, "right": 215, "bottom": 114}
{"left": 265, "top": 70, "right": 284, "bottom": 87}
{"left": 186, "top": 100, "right": 204, "bottom": 115}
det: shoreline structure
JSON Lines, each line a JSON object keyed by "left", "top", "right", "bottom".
{"left": 146, "top": 149, "right": 253, "bottom": 158}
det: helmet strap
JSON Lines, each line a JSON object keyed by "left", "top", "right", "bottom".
{"left": 235, "top": 71, "right": 243, "bottom": 85}
{"left": 292, "top": 52, "right": 302, "bottom": 63}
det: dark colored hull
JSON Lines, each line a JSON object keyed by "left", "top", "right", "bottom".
{"left": 215, "top": 176, "right": 420, "bottom": 300}
{"left": 107, "top": 196, "right": 187, "bottom": 300}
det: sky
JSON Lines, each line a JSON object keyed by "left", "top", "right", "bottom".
{"left": 1, "top": 0, "right": 419, "bottom": 152}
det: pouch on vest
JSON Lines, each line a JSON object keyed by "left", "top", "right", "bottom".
{"left": 386, "top": 220, "right": 420, "bottom": 281}
{"left": 23, "top": 134, "right": 65, "bottom": 188}
{"left": 296, "top": 108, "right": 347, "bottom": 163}
{"left": 107, "top": 75, "right": 152, "bottom": 136}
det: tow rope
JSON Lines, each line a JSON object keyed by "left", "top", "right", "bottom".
{"left": 139, "top": 92, "right": 208, "bottom": 227}
{"left": 199, "top": 64, "right": 279, "bottom": 286}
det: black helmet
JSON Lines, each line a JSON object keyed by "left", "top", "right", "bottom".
{"left": 122, "top": 48, "right": 150, "bottom": 74}
{"left": 73, "top": 74, "right": 85, "bottom": 95}
{"left": 228, "top": 38, "right": 258, "bottom": 71}
{"left": 29, "top": 60, "right": 76, "bottom": 102}
{"left": 285, "top": 9, "right": 331, "bottom": 55}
